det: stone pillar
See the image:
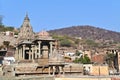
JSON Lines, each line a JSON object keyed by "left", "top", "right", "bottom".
{"left": 29, "top": 49, "right": 31, "bottom": 60}
{"left": 53, "top": 66, "right": 55, "bottom": 76}
{"left": 62, "top": 66, "right": 65, "bottom": 75}
{"left": 34, "top": 46, "right": 37, "bottom": 59}
{"left": 31, "top": 45, "right": 34, "bottom": 60}
{"left": 59, "top": 66, "right": 62, "bottom": 75}
{"left": 19, "top": 47, "right": 22, "bottom": 60}
{"left": 50, "top": 42, "right": 53, "bottom": 55}
{"left": 49, "top": 67, "right": 51, "bottom": 75}
{"left": 22, "top": 45, "right": 25, "bottom": 60}
{"left": 35, "top": 49, "right": 37, "bottom": 59}
{"left": 38, "top": 41, "right": 41, "bottom": 58}
{"left": 11, "top": 67, "right": 15, "bottom": 77}
{"left": 20, "top": 47, "right": 23, "bottom": 60}
{"left": 15, "top": 47, "right": 18, "bottom": 60}
{"left": 18, "top": 47, "right": 20, "bottom": 60}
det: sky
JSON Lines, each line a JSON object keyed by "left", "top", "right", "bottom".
{"left": 0, "top": 0, "right": 120, "bottom": 32}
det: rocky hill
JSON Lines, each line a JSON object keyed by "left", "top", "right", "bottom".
{"left": 49, "top": 25, "right": 120, "bottom": 42}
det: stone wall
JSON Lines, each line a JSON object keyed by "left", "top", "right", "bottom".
{"left": 55, "top": 78, "right": 111, "bottom": 80}
{"left": 64, "top": 63, "right": 83, "bottom": 74}
{"left": 0, "top": 76, "right": 54, "bottom": 80}
{"left": 111, "top": 77, "right": 120, "bottom": 80}
{"left": 0, "top": 34, "right": 17, "bottom": 46}
{"left": 90, "top": 65, "right": 109, "bottom": 76}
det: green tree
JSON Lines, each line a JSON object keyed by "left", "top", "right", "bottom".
{"left": 81, "top": 55, "right": 91, "bottom": 64}
{"left": 5, "top": 26, "right": 14, "bottom": 31}
{"left": 74, "top": 54, "right": 91, "bottom": 64}
{"left": 53, "top": 35, "right": 73, "bottom": 47}
{"left": 74, "top": 58, "right": 80, "bottom": 63}
{"left": 75, "top": 50, "right": 82, "bottom": 56}
{"left": 75, "top": 39, "right": 80, "bottom": 44}
{"left": 60, "top": 39, "right": 72, "bottom": 47}
{"left": 105, "top": 52, "right": 115, "bottom": 68}
{"left": 85, "top": 39, "right": 98, "bottom": 47}
{"left": 0, "top": 25, "right": 5, "bottom": 31}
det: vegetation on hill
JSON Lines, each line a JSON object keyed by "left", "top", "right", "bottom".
{"left": 49, "top": 25, "right": 120, "bottom": 52}
{"left": 51, "top": 33, "right": 111, "bottom": 50}
{"left": 52, "top": 34, "right": 75, "bottom": 47}
{"left": 0, "top": 25, "right": 14, "bottom": 32}
{"left": 49, "top": 25, "right": 120, "bottom": 43}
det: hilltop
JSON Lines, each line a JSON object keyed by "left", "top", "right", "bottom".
{"left": 49, "top": 25, "right": 120, "bottom": 43}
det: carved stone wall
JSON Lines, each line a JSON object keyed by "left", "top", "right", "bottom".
{"left": 18, "top": 14, "right": 34, "bottom": 41}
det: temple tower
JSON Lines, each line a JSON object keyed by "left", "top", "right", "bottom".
{"left": 18, "top": 14, "right": 34, "bottom": 41}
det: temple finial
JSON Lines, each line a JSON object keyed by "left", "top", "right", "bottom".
{"left": 24, "top": 12, "right": 29, "bottom": 21}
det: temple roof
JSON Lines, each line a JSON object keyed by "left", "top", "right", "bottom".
{"left": 36, "top": 30, "right": 54, "bottom": 40}
{"left": 38, "top": 30, "right": 49, "bottom": 37}
{"left": 18, "top": 14, "right": 34, "bottom": 41}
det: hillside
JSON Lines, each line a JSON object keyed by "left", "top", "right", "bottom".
{"left": 0, "top": 25, "right": 15, "bottom": 32}
{"left": 49, "top": 25, "right": 120, "bottom": 42}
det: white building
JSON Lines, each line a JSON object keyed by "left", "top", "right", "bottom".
{"left": 2, "top": 57, "right": 15, "bottom": 65}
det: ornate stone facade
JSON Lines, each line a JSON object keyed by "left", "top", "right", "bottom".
{"left": 18, "top": 14, "right": 34, "bottom": 41}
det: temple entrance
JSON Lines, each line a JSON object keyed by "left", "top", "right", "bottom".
{"left": 55, "top": 66, "right": 60, "bottom": 74}
{"left": 25, "top": 50, "right": 29, "bottom": 59}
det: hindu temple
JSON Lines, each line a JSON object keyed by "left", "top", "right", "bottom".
{"left": 13, "top": 14, "right": 65, "bottom": 76}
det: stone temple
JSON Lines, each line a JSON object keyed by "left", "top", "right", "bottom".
{"left": 13, "top": 14, "right": 65, "bottom": 76}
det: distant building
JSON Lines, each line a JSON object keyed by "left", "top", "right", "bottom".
{"left": 2, "top": 57, "right": 15, "bottom": 65}
{"left": 91, "top": 65, "right": 109, "bottom": 76}
{"left": 83, "top": 64, "right": 109, "bottom": 76}
{"left": 83, "top": 50, "right": 91, "bottom": 59}
{"left": 91, "top": 53, "right": 105, "bottom": 64}
{"left": 2, "top": 31, "right": 14, "bottom": 36}
{"left": 65, "top": 52, "right": 75, "bottom": 57}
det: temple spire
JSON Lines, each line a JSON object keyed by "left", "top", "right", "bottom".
{"left": 18, "top": 13, "right": 34, "bottom": 41}
{"left": 24, "top": 13, "right": 30, "bottom": 21}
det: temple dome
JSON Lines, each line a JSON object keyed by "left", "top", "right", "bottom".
{"left": 37, "top": 30, "right": 51, "bottom": 39}
{"left": 38, "top": 30, "right": 49, "bottom": 37}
